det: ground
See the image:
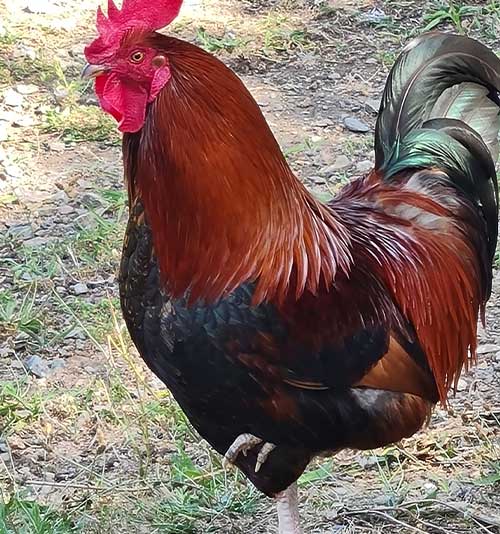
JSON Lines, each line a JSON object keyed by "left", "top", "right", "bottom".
{"left": 0, "top": 0, "right": 499, "bottom": 533}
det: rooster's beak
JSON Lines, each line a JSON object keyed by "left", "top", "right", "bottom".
{"left": 81, "top": 63, "right": 108, "bottom": 79}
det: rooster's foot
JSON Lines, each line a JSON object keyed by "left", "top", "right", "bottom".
{"left": 223, "top": 433, "right": 276, "bottom": 472}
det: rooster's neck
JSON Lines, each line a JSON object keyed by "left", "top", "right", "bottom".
{"left": 124, "top": 36, "right": 350, "bottom": 304}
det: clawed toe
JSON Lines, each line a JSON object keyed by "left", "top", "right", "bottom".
{"left": 223, "top": 433, "right": 276, "bottom": 472}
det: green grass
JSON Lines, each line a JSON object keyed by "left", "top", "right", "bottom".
{"left": 64, "top": 297, "right": 121, "bottom": 341}
{"left": 0, "top": 495, "right": 78, "bottom": 534}
{"left": 152, "top": 448, "right": 260, "bottom": 533}
{"left": 196, "top": 28, "right": 246, "bottom": 54}
{"left": 422, "top": 0, "right": 500, "bottom": 34}
{"left": 260, "top": 14, "right": 312, "bottom": 54}
{"left": 0, "top": 286, "right": 44, "bottom": 340}
{"left": 284, "top": 137, "right": 323, "bottom": 158}
{"left": 42, "top": 106, "right": 120, "bottom": 145}
{"left": 0, "top": 380, "right": 43, "bottom": 434}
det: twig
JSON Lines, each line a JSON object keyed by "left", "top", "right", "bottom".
{"left": 336, "top": 498, "right": 500, "bottom": 534}
{"left": 27, "top": 479, "right": 149, "bottom": 493}
{"left": 337, "top": 508, "right": 431, "bottom": 534}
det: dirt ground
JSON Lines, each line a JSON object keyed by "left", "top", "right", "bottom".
{"left": 0, "top": 1, "right": 499, "bottom": 533}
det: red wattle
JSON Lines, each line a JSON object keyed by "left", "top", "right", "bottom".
{"left": 94, "top": 72, "right": 149, "bottom": 133}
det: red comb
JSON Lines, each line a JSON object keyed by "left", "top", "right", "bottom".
{"left": 86, "top": 0, "right": 182, "bottom": 62}
{"left": 96, "top": 0, "right": 182, "bottom": 36}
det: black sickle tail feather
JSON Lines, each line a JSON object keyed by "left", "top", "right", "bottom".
{"left": 374, "top": 32, "right": 500, "bottom": 292}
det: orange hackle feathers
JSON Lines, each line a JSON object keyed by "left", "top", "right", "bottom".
{"left": 128, "top": 37, "right": 351, "bottom": 307}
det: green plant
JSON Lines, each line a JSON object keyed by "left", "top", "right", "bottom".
{"left": 422, "top": 1, "right": 480, "bottom": 33}
{"left": 261, "top": 14, "right": 312, "bottom": 54}
{"left": 43, "top": 106, "right": 120, "bottom": 145}
{"left": 0, "top": 494, "right": 78, "bottom": 534}
{"left": 0, "top": 380, "right": 43, "bottom": 433}
{"left": 0, "top": 285, "right": 43, "bottom": 338}
{"left": 196, "top": 28, "right": 245, "bottom": 53}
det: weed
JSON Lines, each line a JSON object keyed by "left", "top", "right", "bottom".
{"left": 196, "top": 28, "right": 245, "bottom": 53}
{"left": 422, "top": 1, "right": 481, "bottom": 34}
{"left": 0, "top": 494, "right": 78, "bottom": 534}
{"left": 153, "top": 448, "right": 259, "bottom": 532}
{"left": 4, "top": 242, "right": 63, "bottom": 282}
{"left": 377, "top": 50, "right": 397, "bottom": 68}
{"left": 0, "top": 380, "right": 42, "bottom": 433}
{"left": 261, "top": 14, "right": 312, "bottom": 54}
{"left": 65, "top": 297, "right": 121, "bottom": 341}
{"left": 43, "top": 106, "right": 120, "bottom": 145}
{"left": 0, "top": 285, "right": 44, "bottom": 339}
{"left": 473, "top": 461, "right": 500, "bottom": 486}
{"left": 284, "top": 137, "right": 323, "bottom": 158}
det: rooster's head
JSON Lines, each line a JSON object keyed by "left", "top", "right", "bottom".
{"left": 83, "top": 0, "right": 183, "bottom": 133}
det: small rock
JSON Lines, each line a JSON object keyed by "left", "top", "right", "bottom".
{"left": 0, "top": 439, "right": 8, "bottom": 454}
{"left": 23, "top": 236, "right": 51, "bottom": 247}
{"left": 328, "top": 155, "right": 352, "bottom": 172}
{"left": 297, "top": 99, "right": 313, "bottom": 109}
{"left": 9, "top": 436, "right": 26, "bottom": 450}
{"left": 3, "top": 89, "right": 24, "bottom": 108}
{"left": 65, "top": 327, "right": 86, "bottom": 340}
{"left": 12, "top": 44, "right": 37, "bottom": 61}
{"left": 0, "top": 110, "right": 18, "bottom": 123}
{"left": 24, "top": 355, "right": 50, "bottom": 378}
{"left": 87, "top": 276, "right": 106, "bottom": 288}
{"left": 365, "top": 98, "right": 381, "bottom": 114}
{"left": 53, "top": 87, "right": 69, "bottom": 103}
{"left": 477, "top": 343, "right": 500, "bottom": 354}
{"left": 50, "top": 190, "right": 69, "bottom": 204}
{"left": 495, "top": 351, "right": 500, "bottom": 363}
{"left": 23, "top": 0, "right": 60, "bottom": 14}
{"left": 14, "top": 331, "right": 30, "bottom": 350}
{"left": 344, "top": 117, "right": 370, "bottom": 133}
{"left": 50, "top": 359, "right": 66, "bottom": 371}
{"left": 4, "top": 164, "right": 22, "bottom": 179}
{"left": 314, "top": 120, "right": 332, "bottom": 129}
{"left": 16, "top": 84, "right": 39, "bottom": 95}
{"left": 423, "top": 481, "right": 437, "bottom": 494}
{"left": 7, "top": 223, "right": 34, "bottom": 240}
{"left": 0, "top": 121, "right": 9, "bottom": 142}
{"left": 13, "top": 115, "right": 36, "bottom": 128}
{"left": 456, "top": 377, "right": 468, "bottom": 391}
{"left": 58, "top": 204, "right": 75, "bottom": 215}
{"left": 360, "top": 7, "right": 387, "bottom": 24}
{"left": 76, "top": 179, "right": 93, "bottom": 190}
{"left": 72, "top": 282, "right": 89, "bottom": 295}
{"left": 80, "top": 192, "right": 105, "bottom": 208}
{"left": 355, "top": 160, "right": 372, "bottom": 174}
{"left": 49, "top": 141, "right": 66, "bottom": 153}
{"left": 310, "top": 176, "right": 325, "bottom": 185}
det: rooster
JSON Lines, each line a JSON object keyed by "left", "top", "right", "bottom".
{"left": 82, "top": 1, "right": 500, "bottom": 532}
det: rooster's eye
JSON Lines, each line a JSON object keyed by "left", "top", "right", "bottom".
{"left": 130, "top": 51, "right": 145, "bottom": 64}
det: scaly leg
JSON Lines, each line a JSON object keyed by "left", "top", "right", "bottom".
{"left": 223, "top": 433, "right": 276, "bottom": 472}
{"left": 276, "top": 482, "right": 302, "bottom": 534}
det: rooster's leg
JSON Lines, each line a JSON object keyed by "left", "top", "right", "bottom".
{"left": 223, "top": 433, "right": 276, "bottom": 472}
{"left": 276, "top": 482, "right": 302, "bottom": 534}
